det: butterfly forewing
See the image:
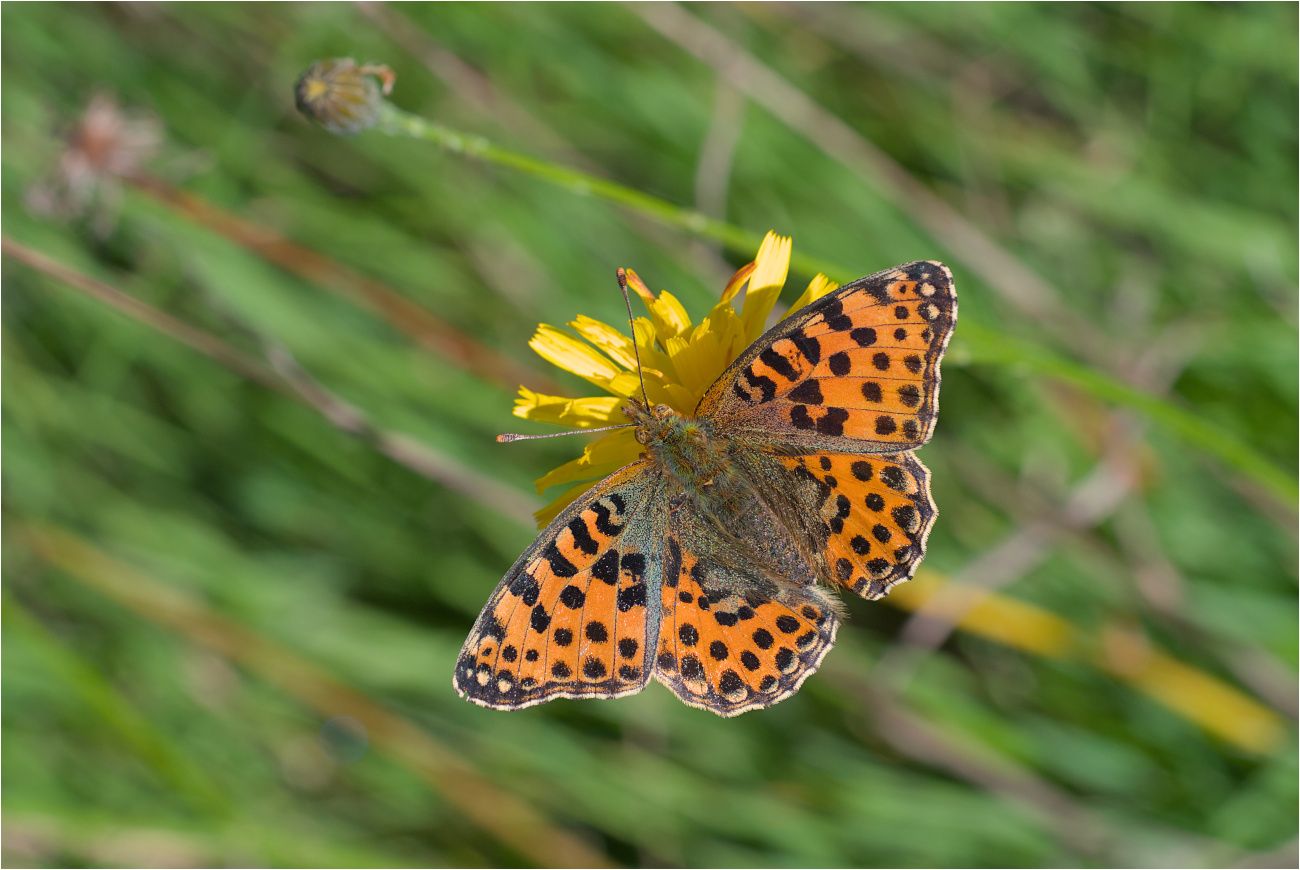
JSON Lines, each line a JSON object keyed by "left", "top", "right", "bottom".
{"left": 453, "top": 462, "right": 666, "bottom": 710}
{"left": 702, "top": 261, "right": 956, "bottom": 453}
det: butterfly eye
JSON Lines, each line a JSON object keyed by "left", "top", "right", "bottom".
{"left": 654, "top": 404, "right": 673, "bottom": 418}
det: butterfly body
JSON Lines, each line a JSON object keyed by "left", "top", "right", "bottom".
{"left": 626, "top": 400, "right": 759, "bottom": 528}
{"left": 455, "top": 261, "right": 956, "bottom": 715}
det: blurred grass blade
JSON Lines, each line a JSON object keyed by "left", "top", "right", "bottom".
{"left": 18, "top": 524, "right": 614, "bottom": 869}
{"left": 958, "top": 322, "right": 1298, "bottom": 505}
{"left": 889, "top": 571, "right": 1288, "bottom": 754}
{"left": 3, "top": 594, "right": 232, "bottom": 818}
{"left": 0, "top": 236, "right": 540, "bottom": 526}
{"left": 125, "top": 173, "right": 553, "bottom": 393}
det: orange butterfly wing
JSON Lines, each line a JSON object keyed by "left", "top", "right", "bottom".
{"left": 700, "top": 261, "right": 956, "bottom": 452}
{"left": 732, "top": 450, "right": 938, "bottom": 601}
{"left": 708, "top": 261, "right": 954, "bottom": 600}
{"left": 651, "top": 501, "right": 841, "bottom": 716}
{"left": 453, "top": 462, "right": 667, "bottom": 710}
{"left": 654, "top": 544, "right": 839, "bottom": 717}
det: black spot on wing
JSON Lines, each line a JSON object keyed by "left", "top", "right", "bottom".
{"left": 567, "top": 516, "right": 599, "bottom": 556}
{"left": 591, "top": 499, "right": 625, "bottom": 536}
{"left": 818, "top": 408, "right": 849, "bottom": 437}
{"left": 787, "top": 380, "right": 823, "bottom": 404}
{"left": 760, "top": 347, "right": 798, "bottom": 381}
{"left": 879, "top": 465, "right": 907, "bottom": 491}
{"left": 741, "top": 367, "right": 777, "bottom": 403}
{"left": 591, "top": 549, "right": 620, "bottom": 585}
{"left": 541, "top": 541, "right": 578, "bottom": 578}
{"left": 509, "top": 574, "right": 541, "bottom": 606}
{"left": 617, "top": 582, "right": 647, "bottom": 612}
{"left": 665, "top": 537, "right": 682, "bottom": 588}
{"left": 792, "top": 334, "right": 821, "bottom": 366}
{"left": 621, "top": 553, "right": 647, "bottom": 580}
{"left": 530, "top": 605, "right": 551, "bottom": 632}
{"left": 851, "top": 327, "right": 877, "bottom": 347}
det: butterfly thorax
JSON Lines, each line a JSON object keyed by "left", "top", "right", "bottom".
{"left": 625, "top": 399, "right": 745, "bottom": 509}
{"left": 625, "top": 398, "right": 818, "bottom": 590}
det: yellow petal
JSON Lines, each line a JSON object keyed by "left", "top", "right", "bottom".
{"left": 532, "top": 428, "right": 641, "bottom": 494}
{"left": 604, "top": 370, "right": 646, "bottom": 399}
{"left": 631, "top": 317, "right": 680, "bottom": 384}
{"left": 646, "top": 289, "right": 693, "bottom": 344}
{"left": 701, "top": 297, "right": 751, "bottom": 364}
{"left": 719, "top": 261, "right": 756, "bottom": 306}
{"left": 623, "top": 268, "right": 655, "bottom": 304}
{"left": 786, "top": 273, "right": 840, "bottom": 317}
{"left": 568, "top": 315, "right": 638, "bottom": 370}
{"left": 529, "top": 324, "right": 621, "bottom": 387}
{"left": 666, "top": 326, "right": 727, "bottom": 404}
{"left": 512, "top": 387, "right": 624, "bottom": 427}
{"left": 739, "top": 231, "right": 790, "bottom": 342}
{"left": 664, "top": 383, "right": 697, "bottom": 413}
{"left": 622, "top": 269, "right": 694, "bottom": 343}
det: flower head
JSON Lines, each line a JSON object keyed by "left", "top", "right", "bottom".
{"left": 295, "top": 59, "right": 395, "bottom": 135}
{"left": 517, "top": 232, "right": 839, "bottom": 526}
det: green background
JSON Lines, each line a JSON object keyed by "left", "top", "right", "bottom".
{"left": 3, "top": 3, "right": 1296, "bottom": 866}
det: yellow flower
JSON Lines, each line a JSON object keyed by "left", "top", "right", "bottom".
{"left": 517, "top": 231, "right": 839, "bottom": 527}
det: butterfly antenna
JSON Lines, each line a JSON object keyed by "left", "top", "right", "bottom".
{"left": 500, "top": 270, "right": 652, "bottom": 444}
{"left": 617, "top": 268, "right": 653, "bottom": 410}
{"left": 497, "top": 422, "right": 631, "bottom": 443}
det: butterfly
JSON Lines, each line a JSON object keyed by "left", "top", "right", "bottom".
{"left": 454, "top": 261, "right": 956, "bottom": 716}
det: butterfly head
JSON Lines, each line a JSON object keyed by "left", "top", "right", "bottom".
{"left": 624, "top": 397, "right": 705, "bottom": 447}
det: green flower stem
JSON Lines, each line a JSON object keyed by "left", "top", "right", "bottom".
{"left": 378, "top": 105, "right": 768, "bottom": 257}
{"left": 372, "top": 103, "right": 1296, "bottom": 505}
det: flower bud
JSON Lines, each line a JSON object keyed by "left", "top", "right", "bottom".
{"left": 294, "top": 58, "right": 394, "bottom": 135}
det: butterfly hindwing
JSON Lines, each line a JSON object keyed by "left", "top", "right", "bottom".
{"left": 735, "top": 449, "right": 937, "bottom": 601}
{"left": 453, "top": 462, "right": 666, "bottom": 710}
{"left": 701, "top": 261, "right": 956, "bottom": 453}
{"left": 652, "top": 503, "right": 841, "bottom": 716}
